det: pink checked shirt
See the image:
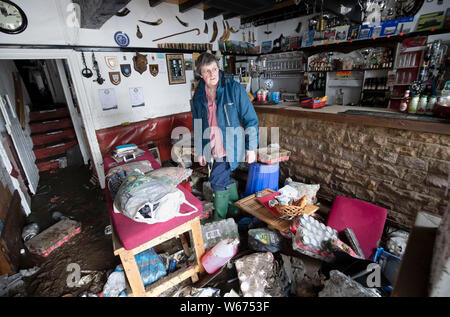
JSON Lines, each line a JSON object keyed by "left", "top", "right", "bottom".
{"left": 206, "top": 89, "right": 226, "bottom": 159}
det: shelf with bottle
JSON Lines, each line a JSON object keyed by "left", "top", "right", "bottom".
{"left": 307, "top": 68, "right": 393, "bottom": 73}
{"left": 363, "top": 77, "right": 389, "bottom": 91}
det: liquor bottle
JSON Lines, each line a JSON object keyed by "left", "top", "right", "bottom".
{"left": 399, "top": 90, "right": 410, "bottom": 112}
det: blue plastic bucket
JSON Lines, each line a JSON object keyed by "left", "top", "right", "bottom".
{"left": 243, "top": 163, "right": 279, "bottom": 197}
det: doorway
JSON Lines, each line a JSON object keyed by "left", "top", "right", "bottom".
{"left": 0, "top": 52, "right": 92, "bottom": 215}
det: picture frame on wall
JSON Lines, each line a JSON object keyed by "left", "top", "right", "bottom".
{"left": 416, "top": 11, "right": 444, "bottom": 32}
{"left": 166, "top": 54, "right": 186, "bottom": 85}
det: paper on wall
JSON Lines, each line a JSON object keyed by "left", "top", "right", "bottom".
{"left": 129, "top": 87, "right": 145, "bottom": 108}
{"left": 98, "top": 88, "right": 118, "bottom": 111}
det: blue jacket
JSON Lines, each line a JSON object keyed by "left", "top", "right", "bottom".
{"left": 192, "top": 71, "right": 259, "bottom": 171}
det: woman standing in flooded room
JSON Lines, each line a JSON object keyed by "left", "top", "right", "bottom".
{"left": 192, "top": 52, "right": 259, "bottom": 220}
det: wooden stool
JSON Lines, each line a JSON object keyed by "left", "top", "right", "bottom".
{"left": 112, "top": 216, "right": 205, "bottom": 297}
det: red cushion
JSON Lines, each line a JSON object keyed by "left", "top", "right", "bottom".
{"left": 103, "top": 149, "right": 201, "bottom": 251}
{"left": 326, "top": 196, "right": 387, "bottom": 260}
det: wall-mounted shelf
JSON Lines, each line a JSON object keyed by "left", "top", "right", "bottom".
{"left": 0, "top": 44, "right": 208, "bottom": 54}
{"left": 308, "top": 68, "right": 392, "bottom": 72}
{"left": 223, "top": 28, "right": 450, "bottom": 58}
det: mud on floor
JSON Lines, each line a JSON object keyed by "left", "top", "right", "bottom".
{"left": 14, "top": 164, "right": 326, "bottom": 297}
{"left": 19, "top": 165, "right": 120, "bottom": 297}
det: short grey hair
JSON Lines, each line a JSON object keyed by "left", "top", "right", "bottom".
{"left": 195, "top": 52, "right": 219, "bottom": 75}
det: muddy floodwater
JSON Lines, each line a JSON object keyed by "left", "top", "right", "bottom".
{"left": 21, "top": 165, "right": 119, "bottom": 297}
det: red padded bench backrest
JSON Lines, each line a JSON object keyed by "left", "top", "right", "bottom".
{"left": 95, "top": 112, "right": 192, "bottom": 162}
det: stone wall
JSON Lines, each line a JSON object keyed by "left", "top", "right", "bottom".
{"left": 257, "top": 112, "right": 450, "bottom": 230}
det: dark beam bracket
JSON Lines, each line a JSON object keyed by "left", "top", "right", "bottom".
{"left": 204, "top": 7, "right": 225, "bottom": 20}
{"left": 223, "top": 12, "right": 240, "bottom": 20}
{"left": 149, "top": 0, "right": 164, "bottom": 7}
{"left": 241, "top": 4, "right": 306, "bottom": 27}
{"left": 73, "top": 0, "right": 132, "bottom": 29}
{"left": 179, "top": 0, "right": 203, "bottom": 13}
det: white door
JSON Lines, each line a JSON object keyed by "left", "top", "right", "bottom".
{"left": 0, "top": 94, "right": 39, "bottom": 194}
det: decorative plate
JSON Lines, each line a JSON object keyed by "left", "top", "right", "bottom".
{"left": 114, "top": 31, "right": 130, "bottom": 47}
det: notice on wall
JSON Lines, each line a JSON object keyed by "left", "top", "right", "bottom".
{"left": 155, "top": 53, "right": 167, "bottom": 74}
{"left": 129, "top": 87, "right": 145, "bottom": 108}
{"left": 98, "top": 88, "right": 118, "bottom": 111}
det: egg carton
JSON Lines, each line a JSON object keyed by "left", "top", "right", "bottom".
{"left": 291, "top": 214, "right": 338, "bottom": 262}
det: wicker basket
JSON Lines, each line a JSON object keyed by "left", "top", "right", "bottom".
{"left": 275, "top": 205, "right": 306, "bottom": 218}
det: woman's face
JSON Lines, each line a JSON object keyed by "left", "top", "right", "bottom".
{"left": 200, "top": 61, "right": 219, "bottom": 89}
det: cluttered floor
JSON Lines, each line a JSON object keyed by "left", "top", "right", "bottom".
{"left": 2, "top": 161, "right": 407, "bottom": 297}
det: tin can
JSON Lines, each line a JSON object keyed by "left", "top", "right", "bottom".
{"left": 257, "top": 91, "right": 263, "bottom": 101}
{"left": 169, "top": 259, "right": 177, "bottom": 273}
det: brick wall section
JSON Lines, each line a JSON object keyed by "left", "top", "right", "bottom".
{"left": 258, "top": 112, "right": 450, "bottom": 229}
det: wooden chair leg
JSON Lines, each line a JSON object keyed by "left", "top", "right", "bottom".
{"left": 179, "top": 233, "right": 191, "bottom": 257}
{"left": 118, "top": 250, "right": 146, "bottom": 297}
{"left": 191, "top": 218, "right": 205, "bottom": 274}
{"left": 191, "top": 272, "right": 199, "bottom": 283}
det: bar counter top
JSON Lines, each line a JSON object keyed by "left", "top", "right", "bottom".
{"left": 253, "top": 102, "right": 450, "bottom": 135}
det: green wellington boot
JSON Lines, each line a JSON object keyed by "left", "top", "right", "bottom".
{"left": 213, "top": 189, "right": 229, "bottom": 221}
{"left": 226, "top": 182, "right": 241, "bottom": 217}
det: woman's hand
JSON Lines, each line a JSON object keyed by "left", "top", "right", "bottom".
{"left": 246, "top": 150, "right": 257, "bottom": 164}
{"left": 197, "top": 156, "right": 206, "bottom": 166}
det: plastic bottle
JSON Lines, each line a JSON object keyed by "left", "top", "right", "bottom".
{"left": 417, "top": 95, "right": 428, "bottom": 114}
{"left": 201, "top": 238, "right": 239, "bottom": 274}
{"left": 408, "top": 95, "right": 419, "bottom": 114}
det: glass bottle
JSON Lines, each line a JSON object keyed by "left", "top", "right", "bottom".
{"left": 400, "top": 90, "right": 410, "bottom": 112}
{"left": 336, "top": 89, "right": 344, "bottom": 105}
{"left": 417, "top": 95, "right": 428, "bottom": 114}
{"left": 408, "top": 94, "right": 419, "bottom": 114}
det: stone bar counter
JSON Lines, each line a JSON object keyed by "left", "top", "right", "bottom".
{"left": 255, "top": 102, "right": 450, "bottom": 229}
